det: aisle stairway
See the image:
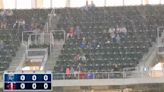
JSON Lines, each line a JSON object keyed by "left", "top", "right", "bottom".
{"left": 44, "top": 40, "right": 64, "bottom": 71}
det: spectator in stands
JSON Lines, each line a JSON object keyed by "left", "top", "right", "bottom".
{"left": 13, "top": 19, "right": 19, "bottom": 29}
{"left": 122, "top": 27, "right": 127, "bottom": 36}
{"left": 81, "top": 0, "right": 89, "bottom": 12}
{"left": 19, "top": 19, "right": 26, "bottom": 30}
{"left": 80, "top": 37, "right": 87, "bottom": 49}
{"left": 0, "top": 19, "right": 7, "bottom": 29}
{"left": 74, "top": 50, "right": 87, "bottom": 64}
{"left": 89, "top": 1, "right": 95, "bottom": 8}
{"left": 0, "top": 10, "right": 14, "bottom": 29}
{"left": 66, "top": 26, "right": 75, "bottom": 39}
{"left": 79, "top": 70, "right": 86, "bottom": 79}
{"left": 6, "top": 10, "right": 13, "bottom": 16}
{"left": 80, "top": 41, "right": 87, "bottom": 49}
{"left": 88, "top": 1, "right": 96, "bottom": 14}
{"left": 118, "top": 26, "right": 127, "bottom": 41}
{"left": 76, "top": 63, "right": 86, "bottom": 79}
{"left": 85, "top": 0, "right": 89, "bottom": 10}
{"left": 80, "top": 54, "right": 87, "bottom": 63}
{"left": 74, "top": 53, "right": 80, "bottom": 63}
{"left": 73, "top": 69, "right": 79, "bottom": 79}
{"left": 0, "top": 10, "right": 7, "bottom": 20}
{"left": 82, "top": 37, "right": 87, "bottom": 43}
{"left": 66, "top": 67, "right": 70, "bottom": 79}
{"left": 108, "top": 28, "right": 117, "bottom": 43}
{"left": 13, "top": 18, "right": 25, "bottom": 30}
{"left": 109, "top": 28, "right": 115, "bottom": 39}
{"left": 87, "top": 71, "right": 95, "bottom": 79}
{"left": 6, "top": 10, "right": 13, "bottom": 24}
{"left": 82, "top": 0, "right": 96, "bottom": 15}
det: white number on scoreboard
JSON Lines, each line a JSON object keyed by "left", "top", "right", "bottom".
{"left": 32, "top": 83, "right": 37, "bottom": 89}
{"left": 44, "top": 75, "right": 48, "bottom": 81}
{"left": 20, "top": 75, "right": 25, "bottom": 81}
{"left": 20, "top": 83, "right": 25, "bottom": 89}
{"left": 44, "top": 83, "right": 48, "bottom": 89}
{"left": 32, "top": 75, "right": 37, "bottom": 81}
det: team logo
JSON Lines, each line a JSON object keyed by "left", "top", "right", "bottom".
{"left": 8, "top": 73, "right": 14, "bottom": 81}
{"left": 6, "top": 82, "right": 16, "bottom": 90}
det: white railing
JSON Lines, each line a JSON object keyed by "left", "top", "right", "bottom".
{"left": 53, "top": 70, "right": 164, "bottom": 80}
{"left": 22, "top": 31, "right": 54, "bottom": 51}
{"left": 22, "top": 31, "right": 34, "bottom": 45}
{"left": 48, "top": 8, "right": 56, "bottom": 30}
{"left": 51, "top": 30, "right": 66, "bottom": 43}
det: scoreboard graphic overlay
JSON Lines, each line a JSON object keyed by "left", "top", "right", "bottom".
{"left": 3, "top": 71, "right": 52, "bottom": 91}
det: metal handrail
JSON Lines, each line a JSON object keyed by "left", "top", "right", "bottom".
{"left": 53, "top": 70, "right": 163, "bottom": 80}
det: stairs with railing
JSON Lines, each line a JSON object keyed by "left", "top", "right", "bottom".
{"left": 44, "top": 40, "right": 64, "bottom": 71}
{"left": 45, "top": 8, "right": 65, "bottom": 71}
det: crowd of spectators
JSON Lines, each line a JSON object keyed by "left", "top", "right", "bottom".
{"left": 81, "top": 0, "right": 96, "bottom": 14}
{"left": 63, "top": 24, "right": 128, "bottom": 79}
{"left": 66, "top": 25, "right": 127, "bottom": 47}
{"left": 54, "top": 5, "right": 160, "bottom": 79}
{"left": 108, "top": 26, "right": 127, "bottom": 44}
{"left": 0, "top": 10, "right": 13, "bottom": 29}
{"left": 0, "top": 9, "right": 47, "bottom": 34}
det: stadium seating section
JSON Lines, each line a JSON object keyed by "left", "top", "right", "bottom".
{"left": 0, "top": 6, "right": 163, "bottom": 78}
{"left": 0, "top": 29, "right": 18, "bottom": 71}
{"left": 54, "top": 5, "right": 162, "bottom": 77}
{"left": 0, "top": 9, "right": 50, "bottom": 71}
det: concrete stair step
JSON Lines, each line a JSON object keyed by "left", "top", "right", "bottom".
{"left": 44, "top": 40, "right": 64, "bottom": 71}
